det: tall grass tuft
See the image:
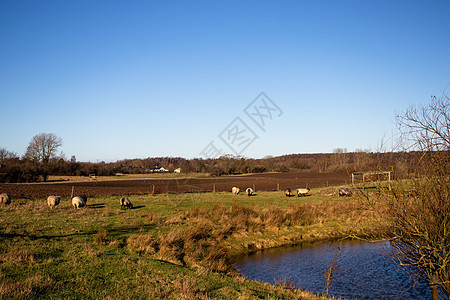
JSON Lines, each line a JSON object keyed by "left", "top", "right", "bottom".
{"left": 274, "top": 278, "right": 298, "bottom": 290}
{"left": 95, "top": 229, "right": 107, "bottom": 245}
{"left": 127, "top": 234, "right": 159, "bottom": 254}
{"left": 157, "top": 231, "right": 186, "bottom": 266}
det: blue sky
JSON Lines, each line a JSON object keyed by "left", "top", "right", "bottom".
{"left": 1, "top": 0, "right": 449, "bottom": 162}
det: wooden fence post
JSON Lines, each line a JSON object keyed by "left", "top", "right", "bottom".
{"left": 388, "top": 171, "right": 392, "bottom": 191}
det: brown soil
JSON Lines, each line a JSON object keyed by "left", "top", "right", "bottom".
{"left": 0, "top": 172, "right": 351, "bottom": 199}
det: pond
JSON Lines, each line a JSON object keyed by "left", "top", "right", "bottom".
{"left": 234, "top": 240, "right": 432, "bottom": 299}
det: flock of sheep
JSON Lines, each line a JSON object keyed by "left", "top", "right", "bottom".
{"left": 0, "top": 192, "right": 134, "bottom": 210}
{"left": 231, "top": 186, "right": 311, "bottom": 197}
{"left": 231, "top": 186, "right": 313, "bottom": 197}
{"left": 0, "top": 186, "right": 352, "bottom": 208}
{"left": 230, "top": 186, "right": 352, "bottom": 197}
{"left": 231, "top": 186, "right": 310, "bottom": 197}
{"left": 68, "top": 195, "right": 133, "bottom": 209}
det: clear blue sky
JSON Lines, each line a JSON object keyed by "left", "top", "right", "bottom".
{"left": 1, "top": 0, "right": 449, "bottom": 162}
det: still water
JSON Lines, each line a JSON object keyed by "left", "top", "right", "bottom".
{"left": 234, "top": 240, "right": 432, "bottom": 299}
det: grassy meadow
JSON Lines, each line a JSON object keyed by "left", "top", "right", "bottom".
{"left": 0, "top": 187, "right": 385, "bottom": 299}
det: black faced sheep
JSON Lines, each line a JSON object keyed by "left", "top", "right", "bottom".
{"left": 78, "top": 195, "right": 88, "bottom": 205}
{"left": 285, "top": 188, "right": 292, "bottom": 197}
{"left": 47, "top": 195, "right": 61, "bottom": 209}
{"left": 72, "top": 196, "right": 86, "bottom": 209}
{"left": 0, "top": 193, "right": 11, "bottom": 205}
{"left": 245, "top": 188, "right": 253, "bottom": 196}
{"left": 120, "top": 197, "right": 133, "bottom": 209}
{"left": 232, "top": 187, "right": 240, "bottom": 195}
{"left": 338, "top": 187, "right": 351, "bottom": 197}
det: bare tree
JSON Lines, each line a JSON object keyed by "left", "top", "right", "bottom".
{"left": 332, "top": 148, "right": 348, "bottom": 168}
{"left": 0, "top": 148, "right": 17, "bottom": 163}
{"left": 24, "top": 133, "right": 63, "bottom": 163}
{"left": 323, "top": 242, "right": 342, "bottom": 297}
{"left": 368, "top": 93, "right": 450, "bottom": 299}
{"left": 396, "top": 94, "right": 450, "bottom": 151}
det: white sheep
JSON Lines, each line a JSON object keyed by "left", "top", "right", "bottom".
{"left": 245, "top": 188, "right": 253, "bottom": 196}
{"left": 296, "top": 188, "right": 310, "bottom": 197}
{"left": 231, "top": 187, "right": 240, "bottom": 195}
{"left": 120, "top": 197, "right": 133, "bottom": 209}
{"left": 0, "top": 193, "right": 11, "bottom": 205}
{"left": 47, "top": 195, "right": 61, "bottom": 209}
{"left": 72, "top": 196, "right": 86, "bottom": 209}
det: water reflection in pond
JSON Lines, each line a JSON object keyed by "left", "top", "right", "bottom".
{"left": 234, "top": 240, "right": 432, "bottom": 299}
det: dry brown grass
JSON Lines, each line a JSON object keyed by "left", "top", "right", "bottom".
{"left": 274, "top": 278, "right": 299, "bottom": 290}
{"left": 172, "top": 277, "right": 210, "bottom": 300}
{"left": 0, "top": 247, "right": 35, "bottom": 264}
{"left": 0, "top": 272, "right": 54, "bottom": 298}
{"left": 157, "top": 231, "right": 186, "bottom": 266}
{"left": 94, "top": 229, "right": 107, "bottom": 244}
{"left": 186, "top": 200, "right": 378, "bottom": 233}
{"left": 127, "top": 234, "right": 159, "bottom": 255}
{"left": 147, "top": 211, "right": 165, "bottom": 225}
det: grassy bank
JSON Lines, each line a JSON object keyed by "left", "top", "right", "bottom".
{"left": 0, "top": 187, "right": 384, "bottom": 299}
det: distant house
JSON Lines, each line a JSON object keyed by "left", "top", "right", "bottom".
{"left": 174, "top": 168, "right": 181, "bottom": 173}
{"left": 150, "top": 167, "right": 169, "bottom": 172}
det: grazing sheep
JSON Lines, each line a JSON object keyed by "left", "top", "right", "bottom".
{"left": 285, "top": 188, "right": 292, "bottom": 197}
{"left": 0, "top": 193, "right": 11, "bottom": 205}
{"left": 120, "top": 197, "right": 133, "bottom": 209}
{"left": 78, "top": 195, "right": 88, "bottom": 205}
{"left": 72, "top": 196, "right": 85, "bottom": 209}
{"left": 296, "top": 188, "right": 310, "bottom": 197}
{"left": 245, "top": 188, "right": 253, "bottom": 196}
{"left": 47, "top": 195, "right": 61, "bottom": 209}
{"left": 338, "top": 187, "right": 352, "bottom": 197}
{"left": 232, "top": 187, "right": 240, "bottom": 195}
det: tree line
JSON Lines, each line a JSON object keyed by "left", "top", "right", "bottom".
{"left": 0, "top": 141, "right": 424, "bottom": 183}
{"left": 0, "top": 91, "right": 444, "bottom": 183}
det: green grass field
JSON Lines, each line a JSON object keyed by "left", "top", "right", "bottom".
{"left": 0, "top": 188, "right": 383, "bottom": 299}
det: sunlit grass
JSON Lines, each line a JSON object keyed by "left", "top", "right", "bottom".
{"left": 0, "top": 187, "right": 379, "bottom": 299}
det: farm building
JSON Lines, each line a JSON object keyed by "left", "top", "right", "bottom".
{"left": 150, "top": 167, "right": 169, "bottom": 172}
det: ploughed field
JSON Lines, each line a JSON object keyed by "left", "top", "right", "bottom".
{"left": 0, "top": 172, "right": 350, "bottom": 199}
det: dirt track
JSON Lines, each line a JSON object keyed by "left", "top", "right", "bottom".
{"left": 0, "top": 172, "right": 351, "bottom": 199}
